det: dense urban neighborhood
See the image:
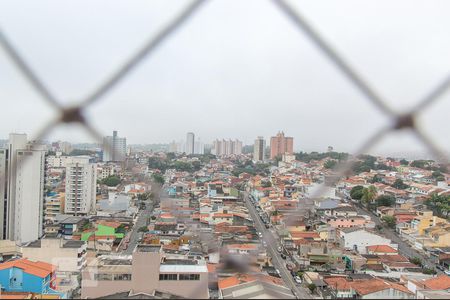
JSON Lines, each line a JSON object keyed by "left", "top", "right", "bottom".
{"left": 0, "top": 131, "right": 449, "bottom": 299}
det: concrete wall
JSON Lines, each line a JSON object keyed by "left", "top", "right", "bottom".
{"left": 159, "top": 273, "right": 209, "bottom": 299}
{"left": 21, "top": 239, "right": 85, "bottom": 273}
{"left": 81, "top": 272, "right": 132, "bottom": 299}
{"left": 131, "top": 251, "right": 161, "bottom": 293}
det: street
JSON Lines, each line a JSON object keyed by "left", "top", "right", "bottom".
{"left": 354, "top": 204, "right": 440, "bottom": 273}
{"left": 243, "top": 192, "right": 312, "bottom": 299}
{"left": 123, "top": 200, "right": 154, "bottom": 255}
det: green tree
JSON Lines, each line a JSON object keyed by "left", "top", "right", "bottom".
{"left": 152, "top": 173, "right": 165, "bottom": 185}
{"left": 361, "top": 185, "right": 377, "bottom": 207}
{"left": 375, "top": 195, "right": 396, "bottom": 207}
{"left": 425, "top": 194, "right": 450, "bottom": 218}
{"left": 307, "top": 283, "right": 317, "bottom": 293}
{"left": 273, "top": 155, "right": 282, "bottom": 165}
{"left": 166, "top": 152, "right": 176, "bottom": 160}
{"left": 423, "top": 268, "right": 437, "bottom": 275}
{"left": 432, "top": 171, "right": 445, "bottom": 182}
{"left": 370, "top": 174, "right": 383, "bottom": 183}
{"left": 261, "top": 181, "right": 272, "bottom": 188}
{"left": 410, "top": 160, "right": 429, "bottom": 169}
{"left": 400, "top": 159, "right": 409, "bottom": 166}
{"left": 350, "top": 186, "right": 364, "bottom": 200}
{"left": 381, "top": 215, "right": 396, "bottom": 228}
{"left": 324, "top": 159, "right": 337, "bottom": 169}
{"left": 148, "top": 156, "right": 168, "bottom": 172}
{"left": 102, "top": 176, "right": 121, "bottom": 187}
{"left": 69, "top": 149, "right": 95, "bottom": 156}
{"left": 410, "top": 257, "right": 422, "bottom": 266}
{"left": 138, "top": 226, "right": 148, "bottom": 233}
{"left": 392, "top": 178, "right": 408, "bottom": 190}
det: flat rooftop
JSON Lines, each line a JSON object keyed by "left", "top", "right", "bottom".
{"left": 136, "top": 244, "right": 161, "bottom": 253}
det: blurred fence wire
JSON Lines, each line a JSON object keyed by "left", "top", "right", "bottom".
{"left": 0, "top": 0, "right": 449, "bottom": 225}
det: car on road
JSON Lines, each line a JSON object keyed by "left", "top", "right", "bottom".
{"left": 265, "top": 224, "right": 270, "bottom": 229}
{"left": 257, "top": 232, "right": 263, "bottom": 238}
{"left": 277, "top": 246, "right": 282, "bottom": 253}
{"left": 294, "top": 276, "right": 302, "bottom": 284}
{"left": 281, "top": 253, "right": 287, "bottom": 259}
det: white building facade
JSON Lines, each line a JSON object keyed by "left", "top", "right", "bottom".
{"left": 212, "top": 139, "right": 243, "bottom": 157}
{"left": 0, "top": 133, "right": 46, "bottom": 243}
{"left": 186, "top": 132, "right": 195, "bottom": 155}
{"left": 253, "top": 136, "right": 266, "bottom": 162}
{"left": 65, "top": 157, "right": 97, "bottom": 216}
{"left": 102, "top": 130, "right": 127, "bottom": 162}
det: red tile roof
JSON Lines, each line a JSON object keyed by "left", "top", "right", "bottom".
{"left": 423, "top": 275, "right": 450, "bottom": 290}
{"left": 218, "top": 273, "right": 284, "bottom": 290}
{"left": 366, "top": 245, "right": 398, "bottom": 254}
{"left": 0, "top": 259, "right": 54, "bottom": 278}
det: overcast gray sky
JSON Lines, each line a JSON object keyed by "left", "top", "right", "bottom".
{"left": 1, "top": 0, "right": 449, "bottom": 157}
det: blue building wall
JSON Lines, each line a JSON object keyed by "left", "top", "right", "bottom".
{"left": 0, "top": 267, "right": 46, "bottom": 293}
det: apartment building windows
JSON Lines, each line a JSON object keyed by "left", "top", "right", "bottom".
{"left": 179, "top": 274, "right": 200, "bottom": 281}
{"left": 159, "top": 274, "right": 178, "bottom": 281}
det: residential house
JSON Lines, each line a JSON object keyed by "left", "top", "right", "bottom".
{"left": 337, "top": 228, "right": 396, "bottom": 254}
{"left": 0, "top": 259, "right": 63, "bottom": 297}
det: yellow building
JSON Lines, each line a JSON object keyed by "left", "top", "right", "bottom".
{"left": 411, "top": 211, "right": 446, "bottom": 235}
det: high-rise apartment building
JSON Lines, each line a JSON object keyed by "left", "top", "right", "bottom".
{"left": 186, "top": 132, "right": 195, "bottom": 155}
{"left": 212, "top": 139, "right": 242, "bottom": 157}
{"left": 102, "top": 130, "right": 127, "bottom": 162}
{"left": 194, "top": 139, "right": 204, "bottom": 155}
{"left": 64, "top": 156, "right": 97, "bottom": 216}
{"left": 270, "top": 131, "right": 294, "bottom": 159}
{"left": 253, "top": 136, "right": 266, "bottom": 162}
{"left": 0, "top": 133, "right": 46, "bottom": 243}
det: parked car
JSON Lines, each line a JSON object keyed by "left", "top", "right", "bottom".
{"left": 281, "top": 253, "right": 287, "bottom": 259}
{"left": 277, "top": 246, "right": 282, "bottom": 253}
{"left": 265, "top": 224, "right": 270, "bottom": 229}
{"left": 294, "top": 276, "right": 302, "bottom": 284}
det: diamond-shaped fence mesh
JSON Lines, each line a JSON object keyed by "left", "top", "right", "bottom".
{"left": 0, "top": 0, "right": 449, "bottom": 246}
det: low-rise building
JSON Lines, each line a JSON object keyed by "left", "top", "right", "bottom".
{"left": 81, "top": 244, "right": 209, "bottom": 299}
{"left": 0, "top": 259, "right": 63, "bottom": 297}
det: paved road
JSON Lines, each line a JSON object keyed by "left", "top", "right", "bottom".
{"left": 354, "top": 204, "right": 440, "bottom": 272}
{"left": 123, "top": 200, "right": 154, "bottom": 255}
{"left": 243, "top": 192, "right": 312, "bottom": 299}
{"left": 123, "top": 183, "right": 168, "bottom": 255}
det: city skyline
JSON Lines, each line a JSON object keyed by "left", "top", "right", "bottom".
{"left": 1, "top": 133, "right": 446, "bottom": 161}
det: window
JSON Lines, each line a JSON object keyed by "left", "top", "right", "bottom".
{"left": 114, "top": 274, "right": 132, "bottom": 281}
{"left": 179, "top": 274, "right": 200, "bottom": 281}
{"left": 159, "top": 274, "right": 177, "bottom": 281}
{"left": 94, "top": 273, "right": 113, "bottom": 281}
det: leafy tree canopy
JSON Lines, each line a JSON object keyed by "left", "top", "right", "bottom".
{"left": 101, "top": 176, "right": 121, "bottom": 187}
{"left": 376, "top": 195, "right": 396, "bottom": 207}
{"left": 350, "top": 185, "right": 364, "bottom": 200}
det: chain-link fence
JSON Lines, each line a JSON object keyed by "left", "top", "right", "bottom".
{"left": 2, "top": 2, "right": 450, "bottom": 297}
{"left": 1, "top": 0, "right": 449, "bottom": 254}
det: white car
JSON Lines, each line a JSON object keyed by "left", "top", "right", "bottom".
{"left": 294, "top": 276, "right": 302, "bottom": 284}
{"left": 258, "top": 232, "right": 263, "bottom": 237}
{"left": 277, "top": 246, "right": 282, "bottom": 253}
